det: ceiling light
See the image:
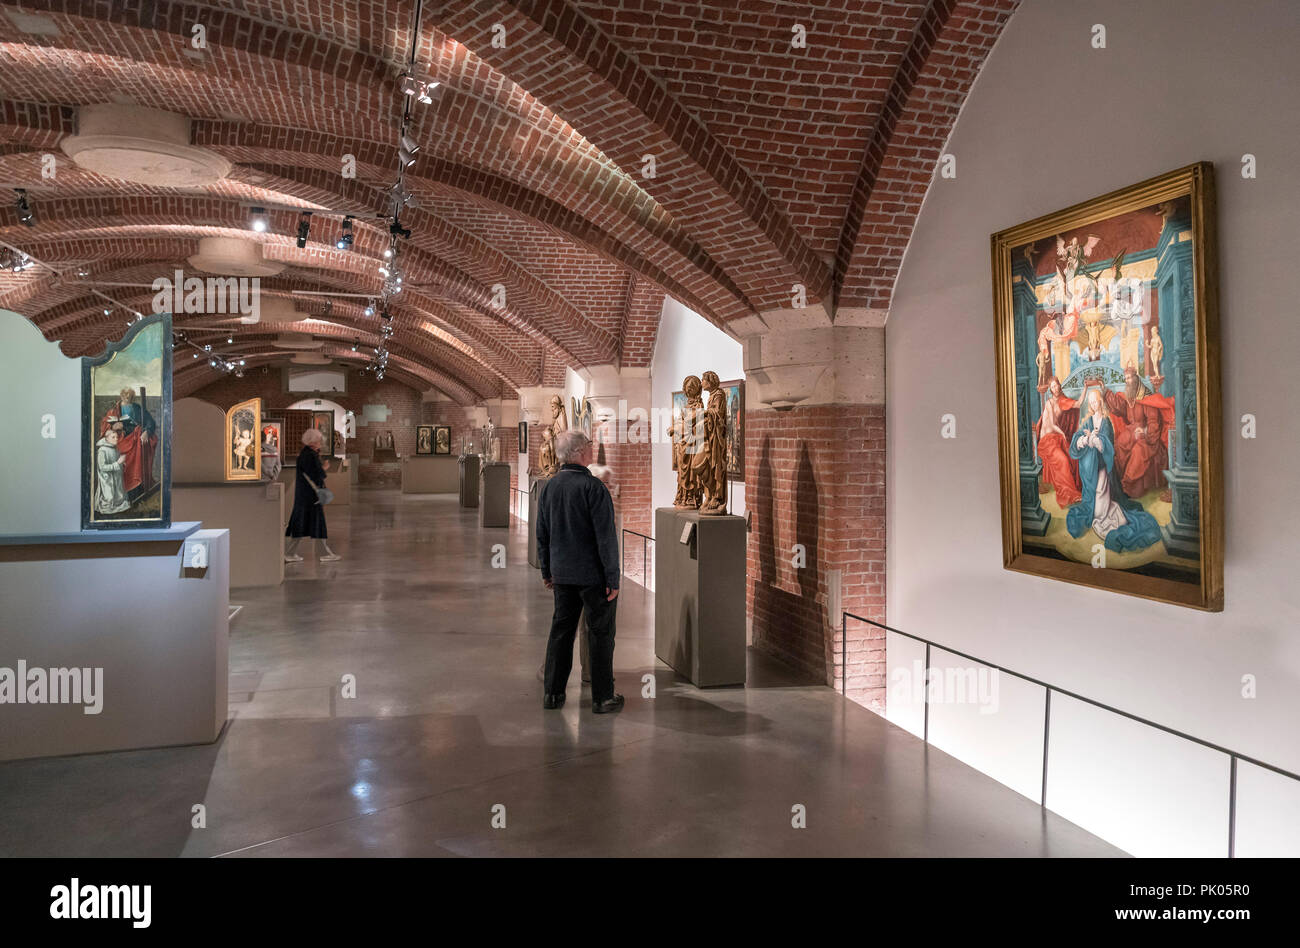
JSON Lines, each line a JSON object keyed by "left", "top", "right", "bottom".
{"left": 14, "top": 189, "right": 35, "bottom": 227}
{"left": 249, "top": 206, "right": 269, "bottom": 233}
{"left": 335, "top": 215, "right": 354, "bottom": 251}
{"left": 295, "top": 211, "right": 311, "bottom": 248}
{"left": 383, "top": 247, "right": 393, "bottom": 259}
{"left": 400, "top": 134, "right": 419, "bottom": 154}
{"left": 363, "top": 300, "right": 376, "bottom": 317}
{"left": 399, "top": 74, "right": 419, "bottom": 96}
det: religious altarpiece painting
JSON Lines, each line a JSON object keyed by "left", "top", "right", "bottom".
{"left": 434, "top": 425, "right": 452, "bottom": 455}
{"left": 82, "top": 314, "right": 172, "bottom": 529}
{"left": 311, "top": 410, "right": 335, "bottom": 455}
{"left": 225, "top": 397, "right": 262, "bottom": 481}
{"left": 992, "top": 163, "right": 1222, "bottom": 611}
{"left": 720, "top": 378, "right": 745, "bottom": 480}
{"left": 261, "top": 419, "right": 283, "bottom": 462}
{"left": 415, "top": 424, "right": 435, "bottom": 455}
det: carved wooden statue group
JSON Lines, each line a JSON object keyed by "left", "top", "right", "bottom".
{"left": 671, "top": 370, "right": 728, "bottom": 516}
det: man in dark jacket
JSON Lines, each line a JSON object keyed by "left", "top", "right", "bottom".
{"left": 537, "top": 430, "right": 623, "bottom": 713}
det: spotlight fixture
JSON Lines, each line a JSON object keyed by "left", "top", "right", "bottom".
{"left": 417, "top": 81, "right": 439, "bottom": 104}
{"left": 0, "top": 248, "right": 34, "bottom": 272}
{"left": 363, "top": 299, "right": 376, "bottom": 317}
{"left": 335, "top": 215, "right": 354, "bottom": 250}
{"left": 399, "top": 74, "right": 419, "bottom": 96}
{"left": 14, "top": 189, "right": 35, "bottom": 227}
{"left": 380, "top": 310, "right": 393, "bottom": 321}
{"left": 74, "top": 266, "right": 90, "bottom": 278}
{"left": 295, "top": 211, "right": 312, "bottom": 248}
{"left": 383, "top": 247, "right": 393, "bottom": 260}
{"left": 389, "top": 218, "right": 412, "bottom": 239}
{"left": 351, "top": 339, "right": 359, "bottom": 352}
{"left": 398, "top": 135, "right": 419, "bottom": 168}
{"left": 249, "top": 206, "right": 269, "bottom": 233}
{"left": 226, "top": 336, "right": 233, "bottom": 344}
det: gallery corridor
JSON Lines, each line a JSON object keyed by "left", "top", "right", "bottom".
{"left": 0, "top": 489, "right": 1122, "bottom": 858}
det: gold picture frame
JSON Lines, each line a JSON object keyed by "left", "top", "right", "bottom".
{"left": 991, "top": 162, "right": 1222, "bottom": 611}
{"left": 225, "top": 397, "right": 262, "bottom": 481}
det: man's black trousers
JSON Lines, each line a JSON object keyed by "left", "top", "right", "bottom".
{"left": 544, "top": 584, "right": 616, "bottom": 702}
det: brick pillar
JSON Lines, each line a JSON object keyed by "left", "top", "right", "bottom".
{"left": 740, "top": 318, "right": 886, "bottom": 710}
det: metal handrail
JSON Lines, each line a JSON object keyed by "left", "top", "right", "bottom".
{"left": 840, "top": 610, "right": 1300, "bottom": 857}
{"left": 620, "top": 528, "right": 654, "bottom": 586}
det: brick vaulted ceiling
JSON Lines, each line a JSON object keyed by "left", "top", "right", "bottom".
{"left": 0, "top": 0, "right": 1017, "bottom": 403}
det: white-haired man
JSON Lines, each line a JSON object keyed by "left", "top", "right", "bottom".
{"left": 537, "top": 430, "right": 623, "bottom": 713}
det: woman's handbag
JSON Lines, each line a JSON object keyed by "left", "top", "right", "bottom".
{"left": 308, "top": 476, "right": 334, "bottom": 506}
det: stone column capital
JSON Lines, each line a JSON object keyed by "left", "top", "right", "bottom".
{"left": 740, "top": 321, "right": 885, "bottom": 409}
{"left": 516, "top": 385, "right": 563, "bottom": 424}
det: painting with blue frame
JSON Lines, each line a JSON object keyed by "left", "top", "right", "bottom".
{"left": 992, "top": 163, "right": 1223, "bottom": 611}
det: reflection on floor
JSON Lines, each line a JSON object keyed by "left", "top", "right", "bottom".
{"left": 0, "top": 488, "right": 1125, "bottom": 857}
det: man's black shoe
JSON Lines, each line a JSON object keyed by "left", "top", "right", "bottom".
{"left": 592, "top": 694, "right": 624, "bottom": 714}
{"left": 543, "top": 693, "right": 565, "bottom": 709}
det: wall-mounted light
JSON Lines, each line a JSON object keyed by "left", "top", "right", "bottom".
{"left": 249, "top": 206, "right": 269, "bottom": 233}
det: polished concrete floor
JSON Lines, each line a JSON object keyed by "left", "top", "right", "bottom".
{"left": 0, "top": 488, "right": 1124, "bottom": 857}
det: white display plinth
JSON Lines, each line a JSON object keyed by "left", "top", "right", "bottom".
{"left": 0, "top": 525, "right": 230, "bottom": 761}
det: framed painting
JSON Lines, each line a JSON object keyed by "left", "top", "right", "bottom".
{"left": 720, "top": 378, "right": 745, "bottom": 480}
{"left": 571, "top": 395, "right": 593, "bottom": 439}
{"left": 991, "top": 162, "right": 1222, "bottom": 611}
{"left": 434, "top": 425, "right": 452, "bottom": 455}
{"left": 311, "top": 410, "right": 335, "bottom": 455}
{"left": 261, "top": 419, "right": 283, "bottom": 459}
{"left": 82, "top": 314, "right": 171, "bottom": 529}
{"left": 225, "top": 397, "right": 262, "bottom": 481}
{"left": 518, "top": 421, "right": 528, "bottom": 455}
{"left": 670, "top": 389, "right": 688, "bottom": 471}
{"left": 415, "top": 424, "right": 435, "bottom": 455}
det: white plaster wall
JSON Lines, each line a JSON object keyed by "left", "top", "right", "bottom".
{"left": 886, "top": 0, "right": 1300, "bottom": 855}
{"left": 649, "top": 296, "right": 746, "bottom": 518}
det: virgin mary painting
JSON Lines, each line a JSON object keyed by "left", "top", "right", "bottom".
{"left": 1066, "top": 385, "right": 1161, "bottom": 553}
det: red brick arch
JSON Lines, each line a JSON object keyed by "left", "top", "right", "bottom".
{"left": 0, "top": 0, "right": 1021, "bottom": 394}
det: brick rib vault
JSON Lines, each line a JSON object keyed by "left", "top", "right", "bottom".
{"left": 0, "top": 0, "right": 1018, "bottom": 706}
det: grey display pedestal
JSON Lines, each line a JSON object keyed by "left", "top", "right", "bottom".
{"left": 479, "top": 462, "right": 511, "bottom": 527}
{"left": 654, "top": 507, "right": 747, "bottom": 687}
{"left": 527, "top": 475, "right": 550, "bottom": 568}
{"left": 458, "top": 455, "right": 481, "bottom": 508}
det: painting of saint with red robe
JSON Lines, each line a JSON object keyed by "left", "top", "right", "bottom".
{"left": 82, "top": 315, "right": 171, "bottom": 528}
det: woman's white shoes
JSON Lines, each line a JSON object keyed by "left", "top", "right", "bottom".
{"left": 320, "top": 553, "right": 342, "bottom": 562}
{"left": 284, "top": 554, "right": 303, "bottom": 563}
